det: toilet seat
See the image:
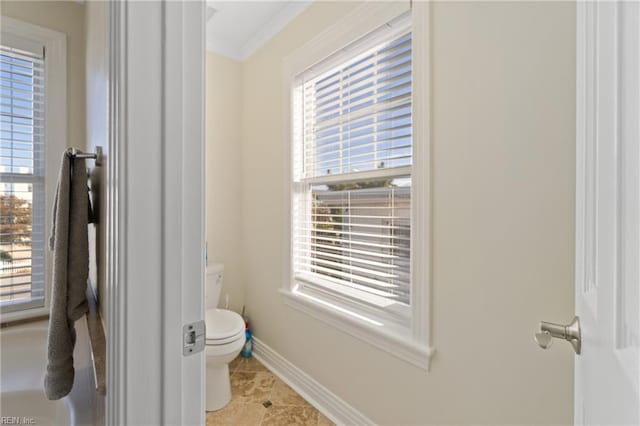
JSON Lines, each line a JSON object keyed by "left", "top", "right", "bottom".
{"left": 205, "top": 309, "right": 245, "bottom": 346}
{"left": 206, "top": 330, "right": 244, "bottom": 346}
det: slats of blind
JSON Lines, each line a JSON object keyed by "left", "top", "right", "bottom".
{"left": 302, "top": 32, "right": 412, "bottom": 178}
{"left": 0, "top": 45, "right": 45, "bottom": 176}
{"left": 293, "top": 184, "right": 411, "bottom": 305}
{"left": 0, "top": 43, "right": 46, "bottom": 311}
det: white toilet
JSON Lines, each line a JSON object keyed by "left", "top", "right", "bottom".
{"left": 205, "top": 263, "right": 246, "bottom": 411}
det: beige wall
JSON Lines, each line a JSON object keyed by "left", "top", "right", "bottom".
{"left": 1, "top": 1, "right": 86, "bottom": 154}
{"left": 230, "top": 1, "right": 576, "bottom": 424}
{"left": 206, "top": 52, "right": 245, "bottom": 313}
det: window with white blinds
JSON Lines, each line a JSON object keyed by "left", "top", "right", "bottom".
{"left": 0, "top": 42, "right": 46, "bottom": 313}
{"left": 292, "top": 24, "right": 413, "bottom": 322}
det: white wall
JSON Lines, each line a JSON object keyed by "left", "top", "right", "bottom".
{"left": 84, "top": 0, "right": 108, "bottom": 323}
{"left": 206, "top": 52, "right": 245, "bottom": 313}
{"left": 233, "top": 1, "right": 576, "bottom": 424}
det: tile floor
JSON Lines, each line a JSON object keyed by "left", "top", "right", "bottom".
{"left": 206, "top": 356, "right": 335, "bottom": 426}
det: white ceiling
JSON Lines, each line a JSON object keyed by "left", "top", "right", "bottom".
{"left": 206, "top": 1, "right": 312, "bottom": 61}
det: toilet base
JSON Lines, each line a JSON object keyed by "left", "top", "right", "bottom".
{"left": 206, "top": 362, "right": 232, "bottom": 412}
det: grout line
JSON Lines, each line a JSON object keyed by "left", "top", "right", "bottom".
{"left": 257, "top": 378, "right": 270, "bottom": 426}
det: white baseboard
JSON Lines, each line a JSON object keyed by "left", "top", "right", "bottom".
{"left": 252, "top": 337, "right": 374, "bottom": 426}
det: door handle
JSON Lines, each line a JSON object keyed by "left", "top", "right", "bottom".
{"left": 534, "top": 316, "right": 581, "bottom": 354}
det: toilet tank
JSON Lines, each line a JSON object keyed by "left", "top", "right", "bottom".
{"left": 206, "top": 263, "right": 224, "bottom": 309}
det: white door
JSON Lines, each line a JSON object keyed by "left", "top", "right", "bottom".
{"left": 574, "top": 1, "right": 639, "bottom": 424}
{"left": 106, "top": 1, "right": 206, "bottom": 424}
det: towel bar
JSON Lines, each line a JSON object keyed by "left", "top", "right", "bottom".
{"left": 69, "top": 146, "right": 103, "bottom": 167}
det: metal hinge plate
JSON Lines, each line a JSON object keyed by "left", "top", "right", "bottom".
{"left": 183, "top": 320, "right": 206, "bottom": 356}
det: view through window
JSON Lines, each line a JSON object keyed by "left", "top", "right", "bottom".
{"left": 292, "top": 28, "right": 413, "bottom": 321}
{"left": 0, "top": 42, "right": 46, "bottom": 313}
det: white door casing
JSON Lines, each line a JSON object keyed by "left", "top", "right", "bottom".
{"left": 163, "top": 2, "right": 207, "bottom": 424}
{"left": 106, "top": 1, "right": 206, "bottom": 424}
{"left": 575, "top": 2, "right": 640, "bottom": 424}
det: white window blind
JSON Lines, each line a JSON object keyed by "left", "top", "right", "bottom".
{"left": 0, "top": 42, "right": 46, "bottom": 313}
{"left": 302, "top": 32, "right": 412, "bottom": 178}
{"left": 292, "top": 26, "right": 412, "bottom": 318}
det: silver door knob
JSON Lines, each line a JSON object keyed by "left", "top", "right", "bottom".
{"left": 534, "top": 316, "right": 581, "bottom": 354}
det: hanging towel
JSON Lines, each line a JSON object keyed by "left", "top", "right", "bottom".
{"left": 44, "top": 149, "right": 90, "bottom": 400}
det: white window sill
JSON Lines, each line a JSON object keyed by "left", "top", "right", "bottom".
{"left": 280, "top": 288, "right": 434, "bottom": 370}
{"left": 0, "top": 305, "right": 49, "bottom": 324}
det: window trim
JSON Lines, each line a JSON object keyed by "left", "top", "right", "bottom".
{"left": 282, "top": 1, "right": 433, "bottom": 369}
{"left": 0, "top": 17, "right": 67, "bottom": 322}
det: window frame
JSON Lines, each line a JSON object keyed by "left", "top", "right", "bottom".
{"left": 281, "top": 1, "right": 433, "bottom": 369}
{"left": 0, "top": 17, "right": 67, "bottom": 322}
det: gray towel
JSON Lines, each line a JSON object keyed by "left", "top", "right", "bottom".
{"left": 45, "top": 149, "right": 90, "bottom": 400}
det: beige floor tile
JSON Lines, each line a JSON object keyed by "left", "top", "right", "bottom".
{"left": 207, "top": 357, "right": 329, "bottom": 425}
{"left": 206, "top": 401, "right": 266, "bottom": 426}
{"left": 234, "top": 356, "right": 269, "bottom": 373}
{"left": 269, "top": 378, "right": 310, "bottom": 407}
{"left": 261, "top": 406, "right": 319, "bottom": 426}
{"left": 316, "top": 412, "right": 335, "bottom": 426}
{"left": 229, "top": 355, "right": 243, "bottom": 373}
{"left": 230, "top": 371, "right": 277, "bottom": 403}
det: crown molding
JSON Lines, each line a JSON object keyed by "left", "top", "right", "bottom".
{"left": 206, "top": 1, "right": 312, "bottom": 61}
{"left": 238, "top": 1, "right": 312, "bottom": 60}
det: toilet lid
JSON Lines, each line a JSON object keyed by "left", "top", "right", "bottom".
{"left": 205, "top": 309, "right": 245, "bottom": 344}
